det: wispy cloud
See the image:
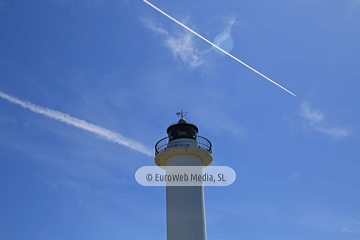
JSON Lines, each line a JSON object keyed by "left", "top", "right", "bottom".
{"left": 351, "top": 0, "right": 360, "bottom": 6}
{"left": 143, "top": 0, "right": 296, "bottom": 96}
{"left": 36, "top": 175, "right": 90, "bottom": 192}
{"left": 0, "top": 0, "right": 11, "bottom": 16}
{"left": 348, "top": 0, "right": 360, "bottom": 12}
{"left": 0, "top": 91, "right": 153, "bottom": 156}
{"left": 36, "top": 175, "right": 92, "bottom": 205}
{"left": 212, "top": 16, "right": 239, "bottom": 54}
{"left": 55, "top": 0, "right": 105, "bottom": 10}
{"left": 299, "top": 102, "right": 352, "bottom": 139}
{"left": 289, "top": 171, "right": 301, "bottom": 180}
{"left": 144, "top": 18, "right": 205, "bottom": 68}
{"left": 143, "top": 15, "right": 241, "bottom": 69}
{"left": 342, "top": 222, "right": 360, "bottom": 234}
{"left": 213, "top": 201, "right": 278, "bottom": 223}
{"left": 193, "top": 104, "right": 247, "bottom": 141}
{"left": 0, "top": 115, "right": 16, "bottom": 125}
{"left": 297, "top": 208, "right": 360, "bottom": 234}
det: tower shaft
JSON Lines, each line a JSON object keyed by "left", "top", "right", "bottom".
{"left": 154, "top": 117, "right": 213, "bottom": 240}
{"left": 166, "top": 154, "right": 206, "bottom": 240}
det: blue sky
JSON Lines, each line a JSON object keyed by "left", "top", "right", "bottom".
{"left": 0, "top": 0, "right": 359, "bottom": 239}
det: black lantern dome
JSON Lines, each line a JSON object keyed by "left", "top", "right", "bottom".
{"left": 166, "top": 118, "right": 198, "bottom": 142}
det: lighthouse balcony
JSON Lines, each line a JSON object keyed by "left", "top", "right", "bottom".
{"left": 155, "top": 136, "right": 212, "bottom": 156}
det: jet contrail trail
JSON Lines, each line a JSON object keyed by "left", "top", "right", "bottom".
{"left": 0, "top": 91, "right": 153, "bottom": 156}
{"left": 143, "top": 0, "right": 297, "bottom": 97}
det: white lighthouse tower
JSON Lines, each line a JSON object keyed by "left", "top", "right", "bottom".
{"left": 155, "top": 111, "right": 213, "bottom": 240}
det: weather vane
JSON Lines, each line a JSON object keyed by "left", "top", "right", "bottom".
{"left": 176, "top": 110, "right": 188, "bottom": 119}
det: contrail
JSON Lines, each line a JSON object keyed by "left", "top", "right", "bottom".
{"left": 143, "top": 0, "right": 297, "bottom": 97}
{"left": 0, "top": 91, "right": 153, "bottom": 156}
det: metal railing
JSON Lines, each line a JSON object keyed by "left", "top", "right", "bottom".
{"left": 155, "top": 136, "right": 212, "bottom": 155}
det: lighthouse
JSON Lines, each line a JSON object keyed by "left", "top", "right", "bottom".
{"left": 154, "top": 111, "right": 213, "bottom": 240}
